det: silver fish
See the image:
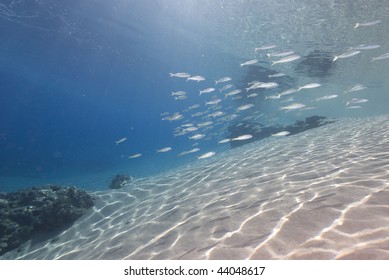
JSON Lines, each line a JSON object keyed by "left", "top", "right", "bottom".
{"left": 188, "top": 104, "right": 201, "bottom": 110}
{"left": 115, "top": 138, "right": 127, "bottom": 145}
{"left": 129, "top": 153, "right": 142, "bottom": 159}
{"left": 351, "top": 44, "right": 380, "bottom": 50}
{"left": 171, "top": 91, "right": 187, "bottom": 96}
{"left": 157, "top": 147, "right": 172, "bottom": 153}
{"left": 215, "top": 77, "right": 232, "bottom": 84}
{"left": 174, "top": 95, "right": 187, "bottom": 100}
{"left": 333, "top": 50, "right": 360, "bottom": 61}
{"left": 316, "top": 95, "right": 338, "bottom": 101}
{"left": 208, "top": 111, "right": 224, "bottom": 118}
{"left": 218, "top": 138, "right": 231, "bottom": 144}
{"left": 169, "top": 72, "right": 191, "bottom": 78}
{"left": 371, "top": 52, "right": 389, "bottom": 61}
{"left": 189, "top": 134, "right": 206, "bottom": 140}
{"left": 187, "top": 75, "right": 205, "bottom": 82}
{"left": 279, "top": 88, "right": 297, "bottom": 96}
{"left": 345, "top": 84, "right": 367, "bottom": 93}
{"left": 271, "top": 54, "right": 301, "bottom": 65}
{"left": 198, "top": 151, "right": 216, "bottom": 159}
{"left": 237, "top": 104, "right": 254, "bottom": 111}
{"left": 177, "top": 148, "right": 200, "bottom": 156}
{"left": 225, "top": 89, "right": 242, "bottom": 98}
{"left": 247, "top": 93, "right": 258, "bottom": 98}
{"left": 347, "top": 98, "right": 368, "bottom": 106}
{"left": 271, "top": 131, "right": 290, "bottom": 137}
{"left": 280, "top": 103, "right": 306, "bottom": 111}
{"left": 254, "top": 45, "right": 277, "bottom": 51}
{"left": 231, "top": 134, "right": 253, "bottom": 141}
{"left": 219, "top": 84, "right": 234, "bottom": 92}
{"left": 205, "top": 99, "right": 222, "bottom": 106}
{"left": 240, "top": 59, "right": 259, "bottom": 67}
{"left": 199, "top": 87, "right": 216, "bottom": 95}
{"left": 354, "top": 20, "right": 381, "bottom": 28}
{"left": 267, "top": 50, "right": 295, "bottom": 57}
{"left": 268, "top": 73, "right": 286, "bottom": 78}
{"left": 162, "top": 112, "right": 184, "bottom": 121}
{"left": 297, "top": 83, "right": 321, "bottom": 91}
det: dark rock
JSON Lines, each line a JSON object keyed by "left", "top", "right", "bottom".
{"left": 109, "top": 174, "right": 132, "bottom": 189}
{"left": 0, "top": 185, "right": 94, "bottom": 256}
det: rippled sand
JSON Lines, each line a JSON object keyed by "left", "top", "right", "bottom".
{"left": 3, "top": 115, "right": 389, "bottom": 260}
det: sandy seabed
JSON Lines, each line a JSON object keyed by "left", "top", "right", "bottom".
{"left": 2, "top": 115, "right": 389, "bottom": 260}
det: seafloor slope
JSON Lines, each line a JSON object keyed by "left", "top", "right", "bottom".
{"left": 2, "top": 115, "right": 389, "bottom": 260}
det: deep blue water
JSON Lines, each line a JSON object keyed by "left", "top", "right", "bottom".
{"left": 1, "top": 0, "right": 388, "bottom": 190}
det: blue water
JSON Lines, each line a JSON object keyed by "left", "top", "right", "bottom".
{"left": 1, "top": 0, "right": 388, "bottom": 191}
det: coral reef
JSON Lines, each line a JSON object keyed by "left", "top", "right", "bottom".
{"left": 0, "top": 185, "right": 94, "bottom": 256}
{"left": 109, "top": 174, "right": 133, "bottom": 189}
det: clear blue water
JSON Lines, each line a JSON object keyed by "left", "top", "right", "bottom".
{"left": 1, "top": 0, "right": 388, "bottom": 191}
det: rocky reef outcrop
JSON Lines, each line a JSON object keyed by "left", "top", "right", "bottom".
{"left": 108, "top": 174, "right": 133, "bottom": 189}
{"left": 0, "top": 185, "right": 94, "bottom": 256}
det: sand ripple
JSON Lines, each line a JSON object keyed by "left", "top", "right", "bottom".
{"left": 2, "top": 115, "right": 389, "bottom": 260}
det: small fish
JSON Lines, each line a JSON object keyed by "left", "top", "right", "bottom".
{"left": 192, "top": 111, "right": 206, "bottom": 117}
{"left": 354, "top": 20, "right": 381, "bottom": 29}
{"left": 182, "top": 127, "right": 198, "bottom": 133}
{"left": 115, "top": 138, "right": 127, "bottom": 145}
{"left": 237, "top": 104, "right": 254, "bottom": 111}
{"left": 267, "top": 50, "right": 295, "bottom": 57}
{"left": 347, "top": 105, "right": 362, "bottom": 109}
{"left": 258, "top": 82, "right": 278, "bottom": 89}
{"left": 129, "top": 153, "right": 142, "bottom": 159}
{"left": 178, "top": 148, "right": 200, "bottom": 156}
{"left": 271, "top": 131, "right": 290, "bottom": 137}
{"left": 215, "top": 77, "right": 232, "bottom": 84}
{"left": 171, "top": 91, "right": 187, "bottom": 96}
{"left": 198, "top": 121, "right": 213, "bottom": 127}
{"left": 240, "top": 59, "right": 259, "bottom": 67}
{"left": 187, "top": 75, "right": 206, "bottom": 82}
{"left": 280, "top": 103, "right": 306, "bottom": 111}
{"left": 225, "top": 89, "right": 242, "bottom": 98}
{"left": 218, "top": 138, "right": 231, "bottom": 144}
{"left": 174, "top": 95, "right": 187, "bottom": 100}
{"left": 169, "top": 72, "right": 191, "bottom": 78}
{"left": 279, "top": 88, "right": 297, "bottom": 96}
{"left": 271, "top": 54, "right": 301, "bottom": 65}
{"left": 265, "top": 94, "right": 281, "bottom": 100}
{"left": 351, "top": 44, "right": 380, "bottom": 50}
{"left": 347, "top": 98, "right": 368, "bottom": 106}
{"left": 160, "top": 112, "right": 169, "bottom": 116}
{"left": 245, "top": 82, "right": 263, "bottom": 91}
{"left": 199, "top": 87, "right": 216, "bottom": 95}
{"left": 297, "top": 83, "right": 321, "bottom": 91}
{"left": 208, "top": 111, "right": 224, "bottom": 118}
{"left": 316, "top": 95, "right": 338, "bottom": 101}
{"left": 254, "top": 45, "right": 277, "bottom": 51}
{"left": 181, "top": 123, "right": 195, "bottom": 127}
{"left": 345, "top": 84, "right": 367, "bottom": 93}
{"left": 162, "top": 112, "right": 184, "bottom": 121}
{"left": 188, "top": 104, "right": 201, "bottom": 110}
{"left": 198, "top": 151, "right": 216, "bottom": 159}
{"left": 219, "top": 84, "right": 234, "bottom": 92}
{"left": 157, "top": 147, "right": 172, "bottom": 153}
{"left": 371, "top": 52, "right": 389, "bottom": 62}
{"left": 247, "top": 93, "right": 258, "bottom": 98}
{"left": 231, "top": 134, "right": 253, "bottom": 141}
{"left": 268, "top": 73, "right": 286, "bottom": 78}
{"left": 333, "top": 50, "right": 360, "bottom": 61}
{"left": 205, "top": 99, "right": 222, "bottom": 106}
{"left": 189, "top": 134, "right": 206, "bottom": 140}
